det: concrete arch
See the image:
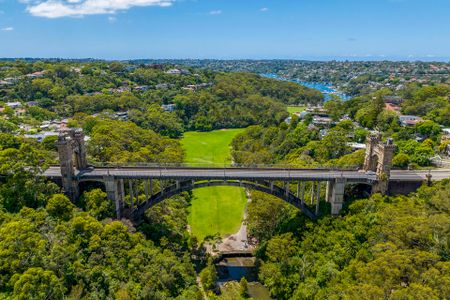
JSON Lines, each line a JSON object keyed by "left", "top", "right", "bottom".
{"left": 131, "top": 180, "right": 317, "bottom": 222}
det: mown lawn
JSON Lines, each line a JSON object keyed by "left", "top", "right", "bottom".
{"left": 181, "top": 129, "right": 244, "bottom": 166}
{"left": 287, "top": 105, "right": 307, "bottom": 114}
{"left": 181, "top": 129, "right": 247, "bottom": 241}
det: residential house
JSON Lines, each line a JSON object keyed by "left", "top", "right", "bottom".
{"left": 385, "top": 102, "right": 401, "bottom": 113}
{"left": 14, "top": 108, "right": 26, "bottom": 117}
{"left": 6, "top": 101, "right": 22, "bottom": 109}
{"left": 161, "top": 104, "right": 176, "bottom": 112}
{"left": 166, "top": 69, "right": 182, "bottom": 75}
{"left": 399, "top": 115, "right": 422, "bottom": 126}
{"left": 133, "top": 85, "right": 150, "bottom": 92}
{"left": 24, "top": 131, "right": 59, "bottom": 143}
{"left": 25, "top": 71, "right": 46, "bottom": 79}
{"left": 383, "top": 95, "right": 404, "bottom": 105}
{"left": 114, "top": 111, "right": 129, "bottom": 121}
{"left": 347, "top": 142, "right": 366, "bottom": 151}
{"left": 26, "top": 101, "right": 39, "bottom": 107}
{"left": 312, "top": 116, "right": 335, "bottom": 126}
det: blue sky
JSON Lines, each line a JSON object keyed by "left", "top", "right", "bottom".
{"left": 0, "top": 0, "right": 449, "bottom": 60}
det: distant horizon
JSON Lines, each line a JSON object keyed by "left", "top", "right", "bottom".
{"left": 1, "top": 56, "right": 450, "bottom": 63}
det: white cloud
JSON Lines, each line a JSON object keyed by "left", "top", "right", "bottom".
{"left": 25, "top": 0, "right": 174, "bottom": 18}
{"left": 260, "top": 7, "right": 268, "bottom": 12}
{"left": 1, "top": 27, "right": 14, "bottom": 31}
{"left": 108, "top": 15, "right": 116, "bottom": 22}
{"left": 209, "top": 10, "right": 222, "bottom": 15}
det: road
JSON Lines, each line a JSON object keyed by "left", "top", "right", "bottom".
{"left": 43, "top": 166, "right": 450, "bottom": 182}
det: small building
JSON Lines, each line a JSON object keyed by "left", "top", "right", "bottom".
{"left": 25, "top": 71, "right": 46, "bottom": 79}
{"left": 0, "top": 80, "right": 13, "bottom": 86}
{"left": 24, "top": 131, "right": 59, "bottom": 142}
{"left": 347, "top": 142, "right": 367, "bottom": 151}
{"left": 383, "top": 95, "right": 404, "bottom": 105}
{"left": 166, "top": 69, "right": 182, "bottom": 75}
{"left": 26, "top": 101, "right": 39, "bottom": 107}
{"left": 14, "top": 108, "right": 26, "bottom": 116}
{"left": 155, "top": 83, "right": 171, "bottom": 90}
{"left": 161, "top": 104, "right": 176, "bottom": 112}
{"left": 299, "top": 111, "right": 310, "bottom": 119}
{"left": 399, "top": 115, "right": 422, "bottom": 126}
{"left": 312, "top": 116, "right": 334, "bottom": 126}
{"left": 6, "top": 101, "right": 22, "bottom": 109}
{"left": 114, "top": 111, "right": 129, "bottom": 121}
{"left": 385, "top": 103, "right": 401, "bottom": 113}
{"left": 133, "top": 85, "right": 150, "bottom": 92}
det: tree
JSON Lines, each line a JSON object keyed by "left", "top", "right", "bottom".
{"left": 393, "top": 153, "right": 410, "bottom": 168}
{"left": 83, "top": 188, "right": 113, "bottom": 219}
{"left": 416, "top": 120, "right": 441, "bottom": 140}
{"left": 239, "top": 277, "right": 248, "bottom": 298}
{"left": 10, "top": 267, "right": 65, "bottom": 300}
{"left": 200, "top": 259, "right": 217, "bottom": 291}
{"left": 46, "top": 194, "right": 74, "bottom": 221}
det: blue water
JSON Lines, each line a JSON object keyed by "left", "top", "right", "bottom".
{"left": 261, "top": 73, "right": 351, "bottom": 101}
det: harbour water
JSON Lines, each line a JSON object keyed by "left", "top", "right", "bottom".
{"left": 261, "top": 73, "right": 351, "bottom": 101}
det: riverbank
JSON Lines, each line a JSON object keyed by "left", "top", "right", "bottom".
{"left": 261, "top": 73, "right": 351, "bottom": 101}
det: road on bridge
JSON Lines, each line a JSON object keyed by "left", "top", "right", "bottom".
{"left": 43, "top": 166, "right": 450, "bottom": 182}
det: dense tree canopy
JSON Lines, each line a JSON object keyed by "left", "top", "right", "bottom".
{"left": 252, "top": 181, "right": 450, "bottom": 299}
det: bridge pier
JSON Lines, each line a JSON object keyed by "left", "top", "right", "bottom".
{"left": 315, "top": 182, "right": 321, "bottom": 215}
{"left": 104, "top": 176, "right": 122, "bottom": 219}
{"left": 327, "top": 178, "right": 346, "bottom": 215}
{"left": 129, "top": 180, "right": 135, "bottom": 212}
{"left": 144, "top": 179, "right": 149, "bottom": 201}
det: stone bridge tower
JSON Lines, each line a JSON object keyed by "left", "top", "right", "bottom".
{"left": 56, "top": 128, "right": 88, "bottom": 200}
{"left": 363, "top": 133, "right": 396, "bottom": 194}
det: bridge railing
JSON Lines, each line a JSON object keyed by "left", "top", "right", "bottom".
{"left": 88, "top": 162, "right": 360, "bottom": 171}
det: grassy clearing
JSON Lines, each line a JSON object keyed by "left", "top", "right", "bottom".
{"left": 187, "top": 187, "right": 247, "bottom": 241}
{"left": 181, "top": 129, "right": 247, "bottom": 241}
{"left": 181, "top": 129, "right": 244, "bottom": 166}
{"left": 287, "top": 105, "right": 307, "bottom": 114}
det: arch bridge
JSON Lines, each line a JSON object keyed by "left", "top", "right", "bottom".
{"left": 44, "top": 129, "right": 448, "bottom": 222}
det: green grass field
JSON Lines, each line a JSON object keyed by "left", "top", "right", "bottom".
{"left": 287, "top": 105, "right": 307, "bottom": 114}
{"left": 181, "top": 129, "right": 243, "bottom": 166}
{"left": 181, "top": 129, "right": 247, "bottom": 241}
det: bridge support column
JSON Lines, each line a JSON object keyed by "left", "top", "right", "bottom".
{"left": 310, "top": 182, "right": 315, "bottom": 205}
{"left": 120, "top": 179, "right": 125, "bottom": 211}
{"left": 300, "top": 182, "right": 305, "bottom": 206}
{"left": 329, "top": 178, "right": 346, "bottom": 215}
{"left": 326, "top": 181, "right": 331, "bottom": 202}
{"left": 129, "top": 180, "right": 134, "bottom": 211}
{"left": 144, "top": 180, "right": 149, "bottom": 201}
{"left": 150, "top": 179, "right": 153, "bottom": 197}
{"left": 285, "top": 182, "right": 289, "bottom": 197}
{"left": 316, "top": 182, "right": 321, "bottom": 215}
{"left": 104, "top": 176, "right": 122, "bottom": 219}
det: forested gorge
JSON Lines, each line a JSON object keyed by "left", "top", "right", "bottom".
{"left": 245, "top": 182, "right": 450, "bottom": 299}
{"left": 1, "top": 60, "right": 450, "bottom": 299}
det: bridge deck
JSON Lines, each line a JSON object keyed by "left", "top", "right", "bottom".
{"left": 43, "top": 166, "right": 450, "bottom": 182}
